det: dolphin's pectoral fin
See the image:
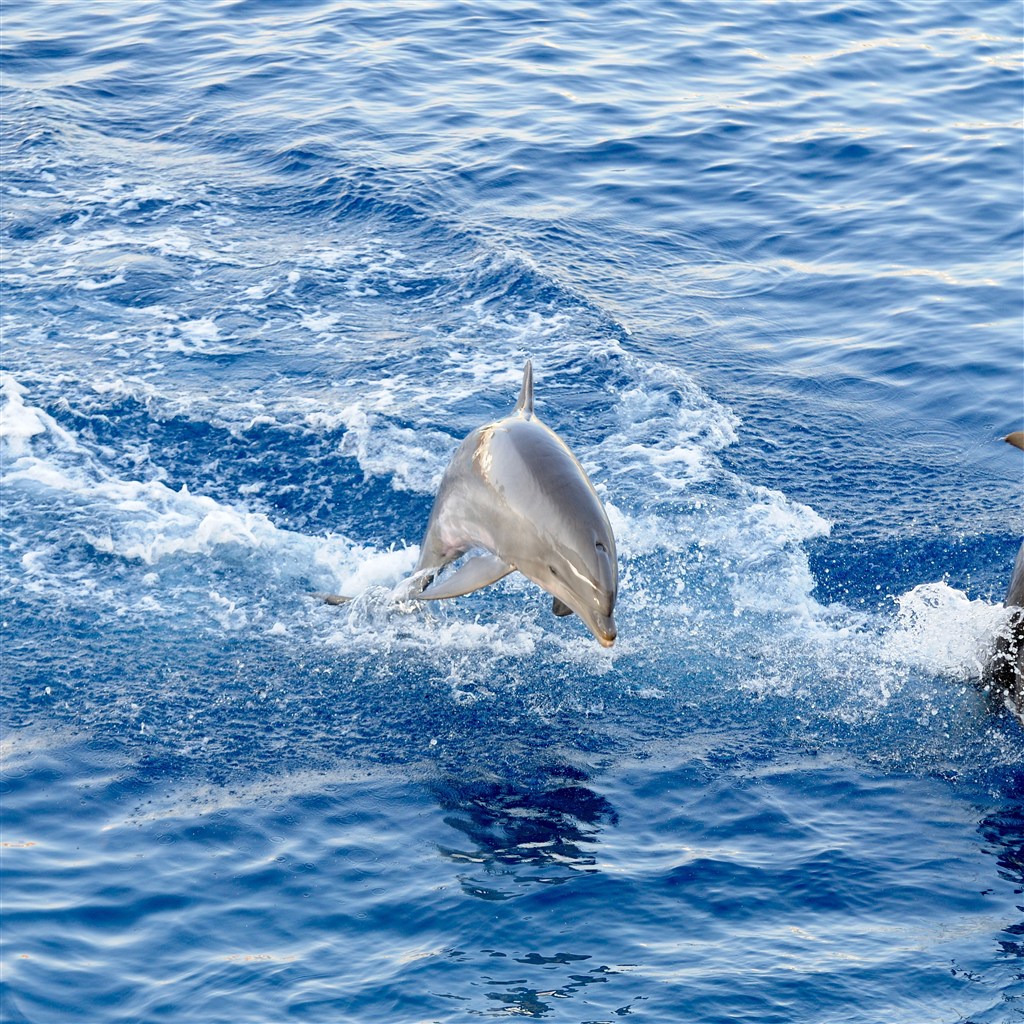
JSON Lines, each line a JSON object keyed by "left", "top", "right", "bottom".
{"left": 314, "top": 593, "right": 353, "bottom": 606}
{"left": 416, "top": 553, "right": 514, "bottom": 601}
{"left": 552, "top": 597, "right": 574, "bottom": 618}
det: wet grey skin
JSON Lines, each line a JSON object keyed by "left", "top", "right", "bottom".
{"left": 1003, "top": 432, "right": 1024, "bottom": 609}
{"left": 986, "top": 431, "right": 1023, "bottom": 720}
{"left": 407, "top": 361, "right": 618, "bottom": 647}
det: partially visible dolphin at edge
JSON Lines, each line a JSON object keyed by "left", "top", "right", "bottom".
{"left": 402, "top": 361, "right": 618, "bottom": 647}
{"left": 986, "top": 430, "right": 1024, "bottom": 720}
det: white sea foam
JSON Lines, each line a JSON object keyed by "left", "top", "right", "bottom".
{"left": 60, "top": 225, "right": 195, "bottom": 258}
{"left": 166, "top": 317, "right": 222, "bottom": 354}
{"left": 0, "top": 375, "right": 51, "bottom": 458}
{"left": 75, "top": 269, "right": 128, "bottom": 291}
{"left": 300, "top": 309, "right": 343, "bottom": 334}
{"left": 323, "top": 404, "right": 455, "bottom": 493}
{"left": 880, "top": 581, "right": 1008, "bottom": 682}
{"left": 320, "top": 583, "right": 622, "bottom": 693}
{"left": 596, "top": 365, "right": 739, "bottom": 492}
{"left": 1, "top": 375, "right": 414, "bottom": 613}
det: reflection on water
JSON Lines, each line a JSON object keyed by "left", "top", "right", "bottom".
{"left": 481, "top": 960, "right": 635, "bottom": 1019}
{"left": 979, "top": 797, "right": 1024, "bottom": 968}
{"left": 426, "top": 763, "right": 637, "bottom": 1017}
{"left": 473, "top": 952, "right": 638, "bottom": 1019}
{"left": 431, "top": 762, "right": 618, "bottom": 901}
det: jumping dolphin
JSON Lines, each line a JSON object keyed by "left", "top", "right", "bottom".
{"left": 986, "top": 431, "right": 1023, "bottom": 719}
{"left": 404, "top": 361, "right": 618, "bottom": 646}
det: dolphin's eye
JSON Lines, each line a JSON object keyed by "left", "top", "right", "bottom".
{"left": 549, "top": 566, "right": 558, "bottom": 577}
{"left": 595, "top": 542, "right": 606, "bottom": 553}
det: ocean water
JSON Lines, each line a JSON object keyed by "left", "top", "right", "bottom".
{"left": 1, "top": 1, "right": 1022, "bottom": 1021}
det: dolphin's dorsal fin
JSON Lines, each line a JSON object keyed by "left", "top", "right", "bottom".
{"left": 1005, "top": 431, "right": 1024, "bottom": 452}
{"left": 514, "top": 361, "right": 534, "bottom": 418}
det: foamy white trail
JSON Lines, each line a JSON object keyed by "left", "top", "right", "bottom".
{"left": 1, "top": 341, "right": 1011, "bottom": 727}
{"left": 1, "top": 372, "right": 417, "bottom": 626}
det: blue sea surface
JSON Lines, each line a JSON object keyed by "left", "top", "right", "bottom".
{"left": 2, "top": 2, "right": 1022, "bottom": 1022}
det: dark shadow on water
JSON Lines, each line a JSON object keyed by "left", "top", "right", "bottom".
{"left": 421, "top": 763, "right": 636, "bottom": 1017}
{"left": 973, "top": 777, "right": 1024, "bottom": 1024}
{"left": 429, "top": 761, "right": 618, "bottom": 902}
{"left": 478, "top": 959, "right": 638, "bottom": 1020}
{"left": 979, "top": 797, "right": 1024, "bottom": 969}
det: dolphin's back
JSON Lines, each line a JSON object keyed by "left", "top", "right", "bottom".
{"left": 1006, "top": 541, "right": 1024, "bottom": 609}
{"left": 483, "top": 415, "right": 617, "bottom": 600}
{"left": 987, "top": 432, "right": 1024, "bottom": 719}
{"left": 489, "top": 418, "right": 603, "bottom": 519}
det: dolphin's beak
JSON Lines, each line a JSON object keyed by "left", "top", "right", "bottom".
{"left": 587, "top": 613, "right": 617, "bottom": 648}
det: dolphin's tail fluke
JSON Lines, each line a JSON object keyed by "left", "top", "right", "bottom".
{"left": 514, "top": 360, "right": 534, "bottom": 418}
{"left": 1004, "top": 431, "right": 1024, "bottom": 451}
